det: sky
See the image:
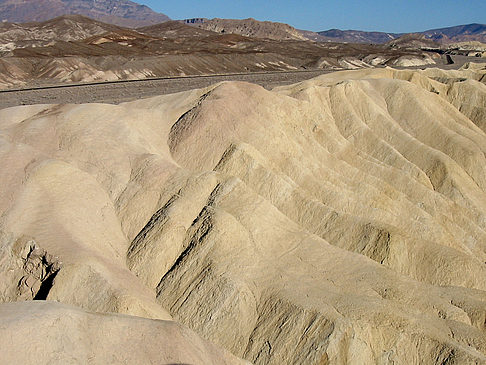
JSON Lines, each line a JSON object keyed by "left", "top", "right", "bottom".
{"left": 139, "top": 0, "right": 485, "bottom": 33}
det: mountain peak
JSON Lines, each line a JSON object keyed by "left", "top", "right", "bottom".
{"left": 0, "top": 0, "right": 170, "bottom": 27}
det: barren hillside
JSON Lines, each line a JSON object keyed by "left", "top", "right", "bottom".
{"left": 0, "top": 64, "right": 486, "bottom": 363}
{"left": 0, "top": 16, "right": 446, "bottom": 89}
{"left": 315, "top": 24, "right": 486, "bottom": 44}
{"left": 184, "top": 17, "right": 307, "bottom": 41}
{"left": 0, "top": 0, "right": 170, "bottom": 27}
{"left": 423, "top": 24, "right": 486, "bottom": 43}
{"left": 0, "top": 302, "right": 247, "bottom": 364}
{"left": 0, "top": 14, "right": 127, "bottom": 43}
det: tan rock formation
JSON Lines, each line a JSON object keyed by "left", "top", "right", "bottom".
{"left": 1, "top": 65, "right": 486, "bottom": 364}
{"left": 188, "top": 17, "right": 307, "bottom": 41}
{"left": 0, "top": 301, "right": 247, "bottom": 365}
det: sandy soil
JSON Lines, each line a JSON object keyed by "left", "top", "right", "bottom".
{"left": 0, "top": 69, "right": 332, "bottom": 109}
{"left": 1, "top": 57, "right": 484, "bottom": 109}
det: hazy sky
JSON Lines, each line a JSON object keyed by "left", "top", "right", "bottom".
{"left": 139, "top": 0, "right": 485, "bottom": 33}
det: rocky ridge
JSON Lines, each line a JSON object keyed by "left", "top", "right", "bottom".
{"left": 0, "top": 16, "right": 444, "bottom": 89}
{"left": 183, "top": 17, "right": 307, "bottom": 41}
{"left": 183, "top": 19, "right": 486, "bottom": 45}
{"left": 315, "top": 23, "right": 486, "bottom": 44}
{"left": 0, "top": 0, "right": 170, "bottom": 27}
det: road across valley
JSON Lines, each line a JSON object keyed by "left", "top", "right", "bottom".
{"left": 2, "top": 56, "right": 484, "bottom": 109}
{"left": 0, "top": 69, "right": 334, "bottom": 109}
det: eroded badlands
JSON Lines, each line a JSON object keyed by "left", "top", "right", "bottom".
{"left": 1, "top": 64, "right": 486, "bottom": 364}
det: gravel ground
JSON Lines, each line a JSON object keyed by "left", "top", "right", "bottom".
{"left": 0, "top": 70, "right": 332, "bottom": 109}
{"left": 1, "top": 56, "right": 484, "bottom": 110}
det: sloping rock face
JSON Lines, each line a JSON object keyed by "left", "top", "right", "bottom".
{"left": 185, "top": 17, "right": 307, "bottom": 41}
{"left": 423, "top": 24, "right": 486, "bottom": 44}
{"left": 0, "top": 0, "right": 170, "bottom": 27}
{"left": 0, "top": 301, "right": 248, "bottom": 365}
{"left": 0, "top": 14, "right": 130, "bottom": 43}
{"left": 315, "top": 24, "right": 486, "bottom": 44}
{"left": 316, "top": 28, "right": 401, "bottom": 43}
{"left": 0, "top": 65, "right": 486, "bottom": 363}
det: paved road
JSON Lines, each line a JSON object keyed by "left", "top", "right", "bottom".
{"left": 0, "top": 70, "right": 332, "bottom": 109}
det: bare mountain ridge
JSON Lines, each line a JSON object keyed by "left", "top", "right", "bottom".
{"left": 0, "top": 14, "right": 128, "bottom": 43}
{"left": 316, "top": 28, "right": 400, "bottom": 43}
{"left": 0, "top": 0, "right": 483, "bottom": 44}
{"left": 180, "top": 17, "right": 485, "bottom": 44}
{"left": 0, "top": 0, "right": 170, "bottom": 27}
{"left": 317, "top": 23, "right": 486, "bottom": 44}
{"left": 423, "top": 23, "right": 486, "bottom": 42}
{"left": 182, "top": 17, "right": 307, "bottom": 41}
{"left": 386, "top": 33, "right": 441, "bottom": 49}
{"left": 0, "top": 15, "right": 446, "bottom": 89}
{"left": 139, "top": 20, "right": 218, "bottom": 38}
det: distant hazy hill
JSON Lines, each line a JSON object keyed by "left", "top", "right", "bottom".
{"left": 422, "top": 24, "right": 486, "bottom": 43}
{"left": 182, "top": 18, "right": 485, "bottom": 45}
{"left": 182, "top": 17, "right": 307, "bottom": 41}
{"left": 316, "top": 24, "right": 486, "bottom": 44}
{"left": 0, "top": 0, "right": 170, "bottom": 27}
{"left": 316, "top": 28, "right": 400, "bottom": 43}
{"left": 0, "top": 14, "right": 129, "bottom": 43}
{"left": 138, "top": 20, "right": 217, "bottom": 38}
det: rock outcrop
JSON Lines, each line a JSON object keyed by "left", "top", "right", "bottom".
{"left": 0, "top": 301, "right": 247, "bottom": 365}
{"left": 185, "top": 17, "right": 307, "bottom": 41}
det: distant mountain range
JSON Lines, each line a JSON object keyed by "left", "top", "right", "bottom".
{"left": 0, "top": 0, "right": 484, "bottom": 44}
{"left": 181, "top": 18, "right": 399, "bottom": 43}
{"left": 181, "top": 18, "right": 486, "bottom": 44}
{"left": 0, "top": 14, "right": 446, "bottom": 89}
{"left": 181, "top": 17, "right": 307, "bottom": 41}
{"left": 315, "top": 29, "right": 400, "bottom": 44}
{"left": 315, "top": 24, "right": 486, "bottom": 44}
{"left": 0, "top": 0, "right": 170, "bottom": 27}
{"left": 421, "top": 24, "right": 486, "bottom": 43}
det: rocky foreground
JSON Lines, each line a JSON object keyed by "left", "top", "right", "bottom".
{"left": 0, "top": 64, "right": 486, "bottom": 364}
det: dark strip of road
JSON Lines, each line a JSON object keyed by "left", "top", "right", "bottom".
{"left": 0, "top": 69, "right": 332, "bottom": 109}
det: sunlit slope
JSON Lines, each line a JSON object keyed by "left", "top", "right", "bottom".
{"left": 0, "top": 301, "right": 247, "bottom": 365}
{"left": 0, "top": 64, "right": 486, "bottom": 364}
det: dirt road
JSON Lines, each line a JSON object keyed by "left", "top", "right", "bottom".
{"left": 0, "top": 70, "right": 332, "bottom": 109}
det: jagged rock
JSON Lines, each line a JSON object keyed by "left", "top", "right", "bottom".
{"left": 0, "top": 235, "right": 61, "bottom": 301}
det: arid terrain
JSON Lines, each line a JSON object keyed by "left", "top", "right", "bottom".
{"left": 1, "top": 1, "right": 486, "bottom": 364}
{"left": 182, "top": 18, "right": 486, "bottom": 44}
{"left": 0, "top": 0, "right": 170, "bottom": 27}
{"left": 2, "top": 15, "right": 472, "bottom": 90}
{"left": 1, "top": 0, "right": 484, "bottom": 43}
{"left": 1, "top": 62, "right": 486, "bottom": 363}
{"left": 312, "top": 23, "right": 486, "bottom": 44}
{"left": 0, "top": 69, "right": 335, "bottom": 109}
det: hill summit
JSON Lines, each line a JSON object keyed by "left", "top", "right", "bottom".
{"left": 0, "top": 0, "right": 170, "bottom": 27}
